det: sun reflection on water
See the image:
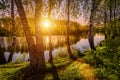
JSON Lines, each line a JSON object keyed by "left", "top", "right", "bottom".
{"left": 46, "top": 36, "right": 49, "bottom": 43}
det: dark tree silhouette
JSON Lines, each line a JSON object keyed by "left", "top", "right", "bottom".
{"left": 0, "top": 44, "right": 6, "bottom": 64}
{"left": 88, "top": 0, "right": 96, "bottom": 50}
{"left": 14, "top": 0, "right": 46, "bottom": 79}
{"left": 66, "top": 0, "right": 74, "bottom": 59}
{"left": 8, "top": 0, "right": 16, "bottom": 62}
{"left": 48, "top": 0, "right": 53, "bottom": 63}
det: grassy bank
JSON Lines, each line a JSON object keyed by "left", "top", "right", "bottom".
{"left": 0, "top": 49, "right": 96, "bottom": 80}
{"left": 0, "top": 62, "right": 29, "bottom": 80}
{"left": 84, "top": 36, "right": 120, "bottom": 80}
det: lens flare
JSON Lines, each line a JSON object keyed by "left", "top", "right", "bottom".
{"left": 44, "top": 20, "right": 50, "bottom": 28}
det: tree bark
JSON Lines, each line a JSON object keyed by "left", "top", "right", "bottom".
{"left": 0, "top": 44, "right": 6, "bottom": 64}
{"left": 48, "top": 0, "right": 53, "bottom": 63}
{"left": 8, "top": 0, "right": 16, "bottom": 62}
{"left": 104, "top": 4, "right": 107, "bottom": 39}
{"left": 109, "top": 1, "right": 112, "bottom": 36}
{"left": 48, "top": 35, "right": 53, "bottom": 63}
{"left": 14, "top": 0, "right": 36, "bottom": 67}
{"left": 113, "top": 0, "right": 117, "bottom": 36}
{"left": 66, "top": 0, "right": 74, "bottom": 58}
{"left": 14, "top": 0, "right": 46, "bottom": 79}
{"left": 34, "top": 0, "right": 46, "bottom": 70}
{"left": 114, "top": 0, "right": 116, "bottom": 28}
{"left": 88, "top": 0, "right": 96, "bottom": 50}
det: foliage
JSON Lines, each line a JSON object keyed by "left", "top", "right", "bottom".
{"left": 84, "top": 36, "right": 120, "bottom": 79}
{"left": 45, "top": 54, "right": 95, "bottom": 80}
{"left": 0, "top": 0, "right": 120, "bottom": 79}
{"left": 0, "top": 62, "right": 29, "bottom": 80}
{"left": 58, "top": 62, "right": 84, "bottom": 80}
{"left": 56, "top": 47, "right": 80, "bottom": 59}
{"left": 0, "top": 17, "right": 24, "bottom": 37}
{"left": 0, "top": 0, "right": 10, "bottom": 10}
{"left": 0, "top": 57, "right": 83, "bottom": 80}
{"left": 56, "top": 48, "right": 69, "bottom": 58}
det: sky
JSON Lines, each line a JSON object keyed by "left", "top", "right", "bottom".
{"left": 77, "top": 16, "right": 87, "bottom": 25}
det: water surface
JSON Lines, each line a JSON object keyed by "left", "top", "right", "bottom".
{"left": 0, "top": 33, "right": 105, "bottom": 62}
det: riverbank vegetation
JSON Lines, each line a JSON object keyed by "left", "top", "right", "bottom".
{"left": 0, "top": 49, "right": 95, "bottom": 80}
{"left": 84, "top": 37, "right": 120, "bottom": 79}
{"left": 0, "top": 0, "right": 120, "bottom": 80}
{"left": 0, "top": 37, "right": 120, "bottom": 80}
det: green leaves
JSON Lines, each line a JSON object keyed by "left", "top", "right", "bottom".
{"left": 84, "top": 36, "right": 120, "bottom": 79}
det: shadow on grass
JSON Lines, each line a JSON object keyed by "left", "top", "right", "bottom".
{"left": 22, "top": 65, "right": 46, "bottom": 80}
{"left": 49, "top": 62, "right": 60, "bottom": 80}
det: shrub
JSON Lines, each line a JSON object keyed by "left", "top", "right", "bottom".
{"left": 56, "top": 48, "right": 68, "bottom": 58}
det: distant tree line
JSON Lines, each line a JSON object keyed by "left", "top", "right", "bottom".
{"left": 0, "top": 0, "right": 119, "bottom": 79}
{"left": 0, "top": 17, "right": 88, "bottom": 36}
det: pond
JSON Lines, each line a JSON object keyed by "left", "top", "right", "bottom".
{"left": 0, "top": 33, "right": 105, "bottom": 62}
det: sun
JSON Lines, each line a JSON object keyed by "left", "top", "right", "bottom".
{"left": 43, "top": 20, "right": 50, "bottom": 28}
{"left": 40, "top": 19, "right": 52, "bottom": 31}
